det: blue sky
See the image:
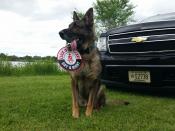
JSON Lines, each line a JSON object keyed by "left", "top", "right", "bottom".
{"left": 0, "top": 0, "right": 175, "bottom": 56}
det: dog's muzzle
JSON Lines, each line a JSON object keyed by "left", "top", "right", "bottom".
{"left": 59, "top": 29, "right": 79, "bottom": 51}
{"left": 59, "top": 30, "right": 64, "bottom": 39}
{"left": 59, "top": 29, "right": 72, "bottom": 42}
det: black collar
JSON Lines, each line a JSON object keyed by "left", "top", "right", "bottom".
{"left": 79, "top": 44, "right": 96, "bottom": 55}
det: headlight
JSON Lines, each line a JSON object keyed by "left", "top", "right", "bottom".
{"left": 97, "top": 37, "right": 107, "bottom": 51}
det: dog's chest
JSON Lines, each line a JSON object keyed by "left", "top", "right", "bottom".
{"left": 79, "top": 62, "right": 91, "bottom": 77}
{"left": 70, "top": 52, "right": 101, "bottom": 80}
{"left": 70, "top": 61, "right": 93, "bottom": 78}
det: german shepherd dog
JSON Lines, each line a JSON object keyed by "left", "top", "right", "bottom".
{"left": 59, "top": 8, "right": 105, "bottom": 118}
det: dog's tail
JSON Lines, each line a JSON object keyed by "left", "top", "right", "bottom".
{"left": 101, "top": 85, "right": 130, "bottom": 106}
{"left": 106, "top": 99, "right": 130, "bottom": 106}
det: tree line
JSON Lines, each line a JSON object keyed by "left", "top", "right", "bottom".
{"left": 0, "top": 53, "right": 57, "bottom": 62}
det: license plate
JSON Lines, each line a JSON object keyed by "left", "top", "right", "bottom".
{"left": 128, "top": 71, "right": 151, "bottom": 83}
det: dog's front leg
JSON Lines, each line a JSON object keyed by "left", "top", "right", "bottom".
{"left": 71, "top": 77, "right": 79, "bottom": 118}
{"left": 85, "top": 80, "right": 99, "bottom": 116}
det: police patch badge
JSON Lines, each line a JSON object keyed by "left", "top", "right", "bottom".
{"left": 57, "top": 47, "right": 82, "bottom": 71}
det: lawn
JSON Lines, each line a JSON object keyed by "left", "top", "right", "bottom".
{"left": 1, "top": 75, "right": 175, "bottom": 131}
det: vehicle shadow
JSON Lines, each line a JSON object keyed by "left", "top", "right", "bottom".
{"left": 107, "top": 86, "right": 175, "bottom": 98}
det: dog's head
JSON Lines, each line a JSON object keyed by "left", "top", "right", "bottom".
{"left": 59, "top": 8, "right": 95, "bottom": 53}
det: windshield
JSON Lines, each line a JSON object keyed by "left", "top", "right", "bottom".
{"left": 141, "top": 12, "right": 175, "bottom": 23}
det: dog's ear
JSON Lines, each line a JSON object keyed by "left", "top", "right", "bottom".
{"left": 73, "top": 11, "right": 79, "bottom": 21}
{"left": 84, "top": 8, "right": 93, "bottom": 26}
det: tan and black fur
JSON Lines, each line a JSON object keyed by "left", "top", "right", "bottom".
{"left": 59, "top": 8, "right": 105, "bottom": 118}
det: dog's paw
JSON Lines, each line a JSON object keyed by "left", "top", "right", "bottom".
{"left": 85, "top": 109, "right": 92, "bottom": 117}
{"left": 72, "top": 110, "right": 79, "bottom": 118}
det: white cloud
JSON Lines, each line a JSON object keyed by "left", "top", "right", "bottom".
{"left": 131, "top": 0, "right": 175, "bottom": 21}
{"left": 0, "top": 0, "right": 95, "bottom": 56}
{"left": 0, "top": 9, "right": 69, "bottom": 56}
{"left": 0, "top": 0, "right": 175, "bottom": 56}
{"left": 131, "top": 0, "right": 154, "bottom": 21}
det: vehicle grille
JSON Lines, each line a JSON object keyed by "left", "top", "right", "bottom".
{"left": 108, "top": 28, "right": 175, "bottom": 54}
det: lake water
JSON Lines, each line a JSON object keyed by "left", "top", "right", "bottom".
{"left": 10, "top": 61, "right": 65, "bottom": 71}
{"left": 11, "top": 61, "right": 29, "bottom": 66}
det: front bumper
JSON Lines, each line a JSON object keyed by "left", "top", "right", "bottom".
{"left": 100, "top": 52, "right": 175, "bottom": 88}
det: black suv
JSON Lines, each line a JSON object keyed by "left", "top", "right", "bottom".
{"left": 97, "top": 12, "right": 175, "bottom": 88}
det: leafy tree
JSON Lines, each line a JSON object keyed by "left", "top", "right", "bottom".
{"left": 24, "top": 55, "right": 32, "bottom": 61}
{"left": 9, "top": 55, "right": 18, "bottom": 61}
{"left": 0, "top": 53, "right": 6, "bottom": 59}
{"left": 94, "top": 0, "right": 135, "bottom": 31}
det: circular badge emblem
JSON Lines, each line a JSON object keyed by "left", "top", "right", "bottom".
{"left": 57, "top": 47, "right": 82, "bottom": 71}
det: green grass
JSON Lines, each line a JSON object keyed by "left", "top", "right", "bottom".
{"left": 1, "top": 75, "right": 175, "bottom": 131}
{"left": 0, "top": 60, "right": 65, "bottom": 76}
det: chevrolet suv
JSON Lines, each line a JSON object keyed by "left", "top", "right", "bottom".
{"left": 97, "top": 12, "right": 175, "bottom": 88}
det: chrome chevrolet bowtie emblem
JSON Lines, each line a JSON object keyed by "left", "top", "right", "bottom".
{"left": 131, "top": 36, "right": 148, "bottom": 43}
